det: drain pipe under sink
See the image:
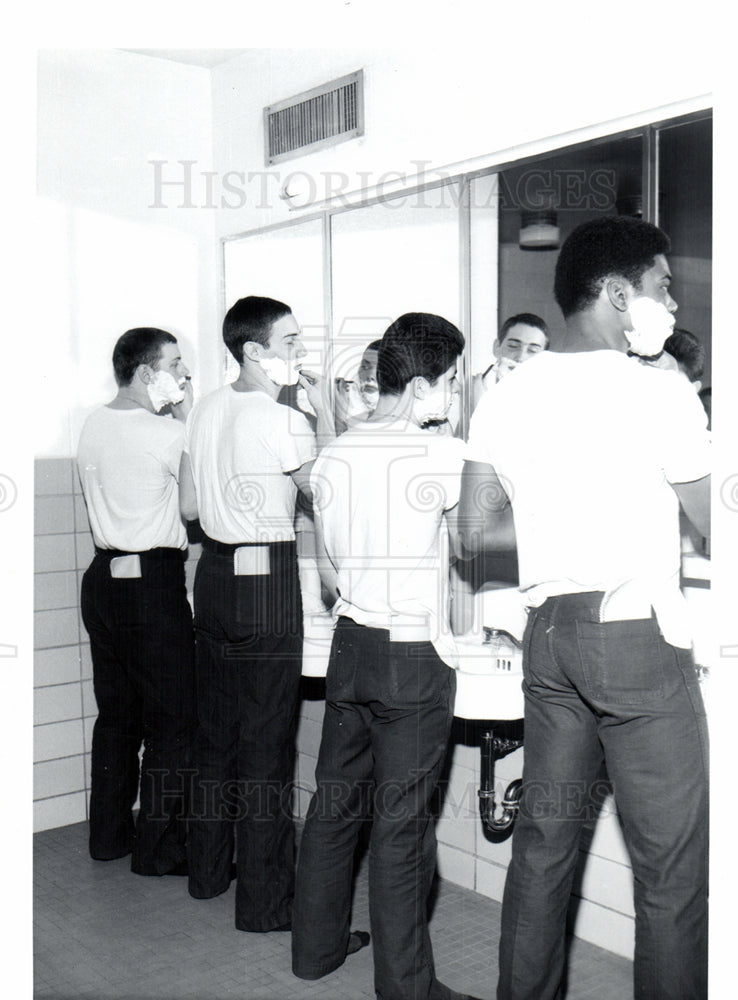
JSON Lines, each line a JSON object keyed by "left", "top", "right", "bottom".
{"left": 478, "top": 727, "right": 524, "bottom": 834}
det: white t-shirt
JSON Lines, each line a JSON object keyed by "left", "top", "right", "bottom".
{"left": 77, "top": 406, "right": 187, "bottom": 552}
{"left": 466, "top": 350, "right": 711, "bottom": 648}
{"left": 185, "top": 386, "right": 316, "bottom": 544}
{"left": 311, "top": 419, "right": 466, "bottom": 666}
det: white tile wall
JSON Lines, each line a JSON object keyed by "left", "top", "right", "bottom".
{"left": 34, "top": 646, "right": 82, "bottom": 688}
{"left": 570, "top": 897, "right": 635, "bottom": 960}
{"left": 34, "top": 719, "right": 85, "bottom": 763}
{"left": 34, "top": 571, "right": 79, "bottom": 612}
{"left": 35, "top": 533, "right": 76, "bottom": 573}
{"left": 34, "top": 608, "right": 80, "bottom": 649}
{"left": 34, "top": 684, "right": 83, "bottom": 726}
{"left": 34, "top": 792, "right": 87, "bottom": 832}
{"left": 35, "top": 458, "right": 74, "bottom": 496}
{"left": 437, "top": 842, "right": 476, "bottom": 891}
{"left": 34, "top": 754, "right": 86, "bottom": 799}
{"left": 574, "top": 851, "right": 635, "bottom": 919}
{"left": 34, "top": 495, "right": 76, "bottom": 535}
{"left": 475, "top": 855, "right": 508, "bottom": 900}
{"left": 33, "top": 458, "right": 92, "bottom": 833}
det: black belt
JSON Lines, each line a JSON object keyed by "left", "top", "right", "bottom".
{"left": 201, "top": 535, "right": 296, "bottom": 556}
{"left": 94, "top": 546, "right": 185, "bottom": 561}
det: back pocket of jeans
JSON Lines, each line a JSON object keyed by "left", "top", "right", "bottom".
{"left": 575, "top": 618, "right": 667, "bottom": 706}
{"left": 387, "top": 642, "right": 450, "bottom": 708}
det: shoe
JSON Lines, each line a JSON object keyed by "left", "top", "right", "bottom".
{"left": 90, "top": 845, "right": 133, "bottom": 861}
{"left": 293, "top": 930, "right": 371, "bottom": 981}
{"left": 436, "top": 987, "right": 485, "bottom": 1000}
{"left": 162, "top": 859, "right": 189, "bottom": 876}
{"left": 346, "top": 930, "right": 371, "bottom": 956}
{"left": 139, "top": 860, "right": 236, "bottom": 879}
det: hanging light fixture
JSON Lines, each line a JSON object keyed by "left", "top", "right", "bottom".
{"left": 519, "top": 209, "right": 560, "bottom": 250}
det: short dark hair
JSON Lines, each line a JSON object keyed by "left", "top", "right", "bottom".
{"left": 223, "top": 295, "right": 292, "bottom": 364}
{"left": 554, "top": 217, "right": 671, "bottom": 318}
{"left": 499, "top": 312, "right": 550, "bottom": 348}
{"left": 112, "top": 327, "right": 177, "bottom": 387}
{"left": 377, "top": 313, "right": 465, "bottom": 395}
{"left": 365, "top": 339, "right": 382, "bottom": 353}
{"left": 664, "top": 328, "right": 705, "bottom": 383}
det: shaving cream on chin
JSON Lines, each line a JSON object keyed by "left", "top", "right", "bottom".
{"left": 624, "top": 297, "right": 675, "bottom": 358}
{"left": 259, "top": 355, "right": 302, "bottom": 386}
{"left": 147, "top": 371, "right": 185, "bottom": 412}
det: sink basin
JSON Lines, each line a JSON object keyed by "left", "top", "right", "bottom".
{"left": 453, "top": 631, "right": 524, "bottom": 720}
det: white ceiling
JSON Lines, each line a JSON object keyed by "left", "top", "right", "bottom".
{"left": 123, "top": 49, "right": 248, "bottom": 69}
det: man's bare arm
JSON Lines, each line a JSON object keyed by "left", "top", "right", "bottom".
{"left": 290, "top": 459, "right": 315, "bottom": 503}
{"left": 458, "top": 460, "right": 516, "bottom": 558}
{"left": 178, "top": 452, "right": 198, "bottom": 522}
{"left": 312, "top": 506, "right": 339, "bottom": 605}
{"left": 298, "top": 372, "right": 336, "bottom": 449}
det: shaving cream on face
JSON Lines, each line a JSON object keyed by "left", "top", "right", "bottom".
{"left": 147, "top": 370, "right": 185, "bottom": 411}
{"left": 259, "top": 355, "right": 302, "bottom": 386}
{"left": 624, "top": 297, "right": 675, "bottom": 357}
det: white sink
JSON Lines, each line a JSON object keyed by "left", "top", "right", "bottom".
{"left": 453, "top": 631, "right": 524, "bottom": 720}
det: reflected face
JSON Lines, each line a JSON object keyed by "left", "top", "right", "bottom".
{"left": 358, "top": 348, "right": 378, "bottom": 388}
{"left": 155, "top": 341, "right": 189, "bottom": 385}
{"left": 494, "top": 323, "right": 548, "bottom": 363}
{"left": 357, "top": 347, "right": 379, "bottom": 409}
{"left": 265, "top": 313, "right": 308, "bottom": 363}
{"left": 634, "top": 254, "right": 678, "bottom": 315}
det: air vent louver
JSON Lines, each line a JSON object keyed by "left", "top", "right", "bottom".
{"left": 264, "top": 70, "right": 364, "bottom": 165}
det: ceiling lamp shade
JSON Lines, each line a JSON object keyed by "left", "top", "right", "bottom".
{"left": 519, "top": 209, "right": 560, "bottom": 250}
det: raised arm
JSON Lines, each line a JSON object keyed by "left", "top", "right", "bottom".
{"left": 298, "top": 371, "right": 337, "bottom": 449}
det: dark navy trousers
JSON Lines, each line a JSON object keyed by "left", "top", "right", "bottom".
{"left": 186, "top": 540, "right": 303, "bottom": 932}
{"left": 80, "top": 547, "right": 195, "bottom": 874}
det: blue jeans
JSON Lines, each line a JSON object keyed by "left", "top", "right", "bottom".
{"left": 497, "top": 593, "right": 709, "bottom": 1000}
{"left": 292, "top": 617, "right": 460, "bottom": 1000}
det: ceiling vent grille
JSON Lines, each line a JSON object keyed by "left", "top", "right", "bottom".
{"left": 264, "top": 70, "right": 364, "bottom": 165}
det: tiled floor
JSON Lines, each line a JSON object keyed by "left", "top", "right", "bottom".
{"left": 34, "top": 821, "right": 633, "bottom": 1000}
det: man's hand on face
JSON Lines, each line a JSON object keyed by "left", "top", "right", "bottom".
{"left": 493, "top": 357, "right": 520, "bottom": 381}
{"left": 170, "top": 377, "right": 194, "bottom": 421}
{"left": 298, "top": 370, "right": 328, "bottom": 412}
